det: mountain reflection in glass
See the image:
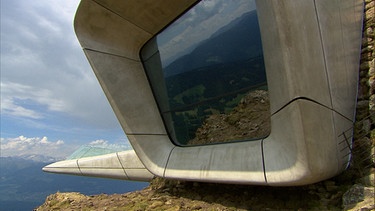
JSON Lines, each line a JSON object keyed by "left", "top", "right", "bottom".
{"left": 141, "top": 0, "right": 270, "bottom": 146}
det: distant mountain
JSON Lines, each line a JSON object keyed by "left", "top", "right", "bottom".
{"left": 14, "top": 154, "right": 62, "bottom": 163}
{"left": 0, "top": 156, "right": 148, "bottom": 211}
{"left": 156, "top": 10, "right": 266, "bottom": 144}
{"left": 164, "top": 10, "right": 262, "bottom": 77}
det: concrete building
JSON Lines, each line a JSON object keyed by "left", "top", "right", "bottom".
{"left": 43, "top": 0, "right": 364, "bottom": 186}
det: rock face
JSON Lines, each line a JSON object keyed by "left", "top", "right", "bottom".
{"left": 188, "top": 90, "right": 270, "bottom": 145}
{"left": 36, "top": 1, "right": 374, "bottom": 210}
{"left": 342, "top": 184, "right": 375, "bottom": 211}
{"left": 33, "top": 178, "right": 367, "bottom": 211}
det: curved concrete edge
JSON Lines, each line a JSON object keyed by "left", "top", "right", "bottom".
{"left": 263, "top": 99, "right": 353, "bottom": 186}
{"left": 71, "top": 0, "right": 363, "bottom": 186}
{"left": 126, "top": 135, "right": 175, "bottom": 177}
{"left": 73, "top": 0, "right": 197, "bottom": 60}
{"left": 82, "top": 49, "right": 167, "bottom": 135}
{"left": 141, "top": 99, "right": 352, "bottom": 186}
{"left": 257, "top": 0, "right": 332, "bottom": 112}
{"left": 42, "top": 159, "right": 82, "bottom": 176}
{"left": 164, "top": 140, "right": 265, "bottom": 184}
{"left": 43, "top": 150, "right": 154, "bottom": 182}
{"left": 256, "top": 0, "right": 363, "bottom": 119}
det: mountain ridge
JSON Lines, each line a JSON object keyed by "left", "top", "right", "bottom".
{"left": 0, "top": 156, "right": 148, "bottom": 211}
{"left": 164, "top": 10, "right": 262, "bottom": 77}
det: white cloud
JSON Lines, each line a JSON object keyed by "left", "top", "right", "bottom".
{"left": 89, "top": 139, "right": 131, "bottom": 151}
{"left": 1, "top": 98, "right": 43, "bottom": 120}
{"left": 0, "top": 135, "right": 132, "bottom": 160}
{"left": 0, "top": 136, "right": 72, "bottom": 158}
{"left": 1, "top": 0, "right": 120, "bottom": 129}
{"left": 201, "top": 0, "right": 216, "bottom": 11}
{"left": 89, "top": 139, "right": 109, "bottom": 146}
{"left": 1, "top": 81, "right": 66, "bottom": 119}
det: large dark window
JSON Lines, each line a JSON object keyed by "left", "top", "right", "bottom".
{"left": 141, "top": 0, "right": 270, "bottom": 146}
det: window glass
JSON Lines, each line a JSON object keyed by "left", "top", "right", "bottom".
{"left": 141, "top": 0, "right": 270, "bottom": 146}
{"left": 66, "top": 145, "right": 129, "bottom": 160}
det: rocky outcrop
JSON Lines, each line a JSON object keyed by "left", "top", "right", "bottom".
{"left": 188, "top": 90, "right": 270, "bottom": 145}
{"left": 342, "top": 1, "right": 375, "bottom": 210}
{"left": 35, "top": 176, "right": 374, "bottom": 211}
{"left": 34, "top": 178, "right": 369, "bottom": 211}
{"left": 342, "top": 184, "right": 375, "bottom": 211}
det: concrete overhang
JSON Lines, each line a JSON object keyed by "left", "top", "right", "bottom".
{"left": 44, "top": 0, "right": 364, "bottom": 186}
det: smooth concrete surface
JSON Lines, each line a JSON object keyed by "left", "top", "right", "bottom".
{"left": 43, "top": 159, "right": 82, "bottom": 176}
{"left": 74, "top": 0, "right": 151, "bottom": 60}
{"left": 257, "top": 0, "right": 332, "bottom": 113}
{"left": 43, "top": 150, "right": 154, "bottom": 182}
{"left": 45, "top": 0, "right": 363, "bottom": 186}
{"left": 263, "top": 100, "right": 352, "bottom": 185}
{"left": 313, "top": 0, "right": 364, "bottom": 120}
{"left": 164, "top": 141, "right": 265, "bottom": 184}
{"left": 84, "top": 50, "right": 166, "bottom": 135}
{"left": 126, "top": 134, "right": 176, "bottom": 177}
{"left": 255, "top": 0, "right": 363, "bottom": 185}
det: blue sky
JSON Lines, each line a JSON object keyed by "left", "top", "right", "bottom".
{"left": 1, "top": 0, "right": 130, "bottom": 159}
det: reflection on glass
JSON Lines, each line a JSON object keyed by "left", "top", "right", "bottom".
{"left": 66, "top": 145, "right": 130, "bottom": 160}
{"left": 141, "top": 0, "right": 270, "bottom": 146}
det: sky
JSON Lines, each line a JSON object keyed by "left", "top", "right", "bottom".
{"left": 1, "top": 0, "right": 130, "bottom": 159}
{"left": 0, "top": 0, "right": 257, "bottom": 159}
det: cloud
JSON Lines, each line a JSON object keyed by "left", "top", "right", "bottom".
{"left": 0, "top": 136, "right": 73, "bottom": 158}
{"left": 88, "top": 139, "right": 131, "bottom": 151}
{"left": 1, "top": 0, "right": 120, "bottom": 129}
{"left": 201, "top": 0, "right": 217, "bottom": 11}
{"left": 1, "top": 81, "right": 65, "bottom": 119}
{"left": 0, "top": 135, "right": 132, "bottom": 159}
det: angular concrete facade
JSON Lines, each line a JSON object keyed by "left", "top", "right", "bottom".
{"left": 43, "top": 0, "right": 364, "bottom": 186}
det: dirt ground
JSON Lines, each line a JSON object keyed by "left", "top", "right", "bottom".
{"left": 35, "top": 173, "right": 374, "bottom": 211}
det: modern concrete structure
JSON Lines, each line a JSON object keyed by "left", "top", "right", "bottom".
{"left": 43, "top": 0, "right": 364, "bottom": 186}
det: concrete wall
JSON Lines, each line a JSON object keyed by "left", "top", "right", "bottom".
{"left": 73, "top": 0, "right": 363, "bottom": 185}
